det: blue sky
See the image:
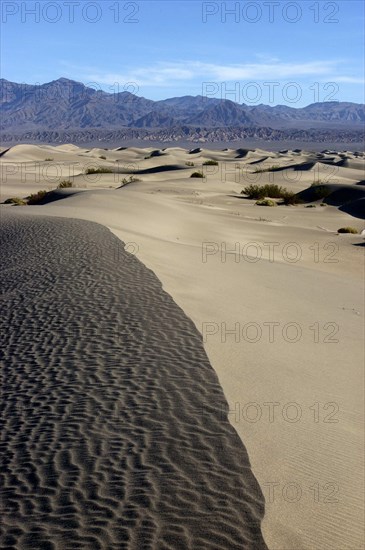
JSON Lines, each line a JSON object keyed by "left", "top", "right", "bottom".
{"left": 1, "top": 0, "right": 364, "bottom": 106}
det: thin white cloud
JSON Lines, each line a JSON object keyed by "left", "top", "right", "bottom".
{"left": 63, "top": 59, "right": 362, "bottom": 89}
{"left": 89, "top": 65, "right": 194, "bottom": 86}
{"left": 195, "top": 60, "right": 338, "bottom": 80}
{"left": 329, "top": 76, "right": 365, "bottom": 84}
{"left": 254, "top": 53, "right": 281, "bottom": 64}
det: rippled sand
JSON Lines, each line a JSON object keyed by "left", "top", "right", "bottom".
{"left": 0, "top": 211, "right": 267, "bottom": 549}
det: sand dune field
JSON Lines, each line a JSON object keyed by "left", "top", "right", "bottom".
{"left": 1, "top": 144, "right": 364, "bottom": 549}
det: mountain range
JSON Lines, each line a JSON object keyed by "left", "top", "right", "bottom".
{"left": 1, "top": 78, "right": 364, "bottom": 144}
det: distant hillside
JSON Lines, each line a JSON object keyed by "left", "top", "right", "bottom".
{"left": 1, "top": 126, "right": 363, "bottom": 147}
{"left": 0, "top": 78, "right": 364, "bottom": 144}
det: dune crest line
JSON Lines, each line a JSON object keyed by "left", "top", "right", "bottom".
{"left": 0, "top": 211, "right": 267, "bottom": 550}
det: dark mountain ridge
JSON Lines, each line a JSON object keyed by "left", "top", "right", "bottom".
{"left": 1, "top": 78, "right": 364, "bottom": 144}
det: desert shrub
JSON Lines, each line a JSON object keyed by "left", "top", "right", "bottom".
{"left": 85, "top": 167, "right": 113, "bottom": 174}
{"left": 121, "top": 175, "right": 140, "bottom": 184}
{"left": 44, "top": 158, "right": 53, "bottom": 161}
{"left": 320, "top": 203, "right": 326, "bottom": 206}
{"left": 241, "top": 185, "right": 265, "bottom": 199}
{"left": 241, "top": 184, "right": 287, "bottom": 199}
{"left": 4, "top": 197, "right": 26, "bottom": 205}
{"left": 99, "top": 155, "right": 107, "bottom": 160}
{"left": 27, "top": 190, "right": 48, "bottom": 205}
{"left": 57, "top": 180, "right": 73, "bottom": 188}
{"left": 306, "top": 204, "right": 316, "bottom": 208}
{"left": 203, "top": 160, "right": 218, "bottom": 166}
{"left": 262, "top": 184, "right": 287, "bottom": 198}
{"left": 185, "top": 161, "right": 195, "bottom": 167}
{"left": 281, "top": 191, "right": 302, "bottom": 205}
{"left": 253, "top": 165, "right": 280, "bottom": 173}
{"left": 191, "top": 171, "right": 204, "bottom": 178}
{"left": 256, "top": 199, "right": 277, "bottom": 207}
{"left": 337, "top": 227, "right": 358, "bottom": 234}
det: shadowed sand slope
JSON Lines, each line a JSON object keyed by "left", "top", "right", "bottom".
{"left": 0, "top": 211, "right": 267, "bottom": 550}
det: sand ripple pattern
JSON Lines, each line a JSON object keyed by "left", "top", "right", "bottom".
{"left": 0, "top": 211, "right": 267, "bottom": 550}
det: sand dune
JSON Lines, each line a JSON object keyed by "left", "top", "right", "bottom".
{"left": 1, "top": 144, "right": 364, "bottom": 550}
{"left": 0, "top": 210, "right": 267, "bottom": 550}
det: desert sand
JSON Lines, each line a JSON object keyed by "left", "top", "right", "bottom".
{"left": 1, "top": 144, "right": 364, "bottom": 550}
{"left": 0, "top": 210, "right": 267, "bottom": 549}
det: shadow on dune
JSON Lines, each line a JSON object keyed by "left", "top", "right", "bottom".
{"left": 0, "top": 211, "right": 268, "bottom": 550}
{"left": 148, "top": 149, "right": 166, "bottom": 157}
{"left": 133, "top": 164, "right": 186, "bottom": 175}
{"left": 339, "top": 197, "right": 365, "bottom": 220}
{"left": 246, "top": 160, "right": 318, "bottom": 172}
{"left": 324, "top": 187, "right": 365, "bottom": 207}
{"left": 235, "top": 148, "right": 254, "bottom": 158}
{"left": 278, "top": 161, "right": 317, "bottom": 171}
{"left": 335, "top": 158, "right": 365, "bottom": 169}
{"left": 0, "top": 147, "right": 11, "bottom": 157}
{"left": 228, "top": 194, "right": 253, "bottom": 200}
{"left": 296, "top": 183, "right": 365, "bottom": 202}
{"left": 295, "top": 183, "right": 365, "bottom": 219}
{"left": 248, "top": 157, "right": 270, "bottom": 165}
{"left": 29, "top": 189, "right": 84, "bottom": 205}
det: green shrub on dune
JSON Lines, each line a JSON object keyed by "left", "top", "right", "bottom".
{"left": 203, "top": 160, "right": 218, "bottom": 166}
{"left": 253, "top": 165, "right": 280, "bottom": 173}
{"left": 337, "top": 227, "right": 358, "bottom": 234}
{"left": 27, "top": 190, "right": 48, "bottom": 204}
{"left": 191, "top": 171, "right": 204, "bottom": 178}
{"left": 241, "top": 184, "right": 302, "bottom": 205}
{"left": 256, "top": 199, "right": 277, "bottom": 207}
{"left": 241, "top": 185, "right": 265, "bottom": 199}
{"left": 85, "top": 167, "right": 113, "bottom": 174}
{"left": 57, "top": 180, "right": 73, "bottom": 188}
{"left": 281, "top": 191, "right": 302, "bottom": 205}
{"left": 121, "top": 175, "right": 140, "bottom": 184}
{"left": 4, "top": 197, "right": 27, "bottom": 206}
{"left": 242, "top": 184, "right": 286, "bottom": 199}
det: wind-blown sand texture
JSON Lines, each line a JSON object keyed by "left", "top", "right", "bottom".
{"left": 1, "top": 144, "right": 364, "bottom": 549}
{"left": 0, "top": 211, "right": 267, "bottom": 549}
